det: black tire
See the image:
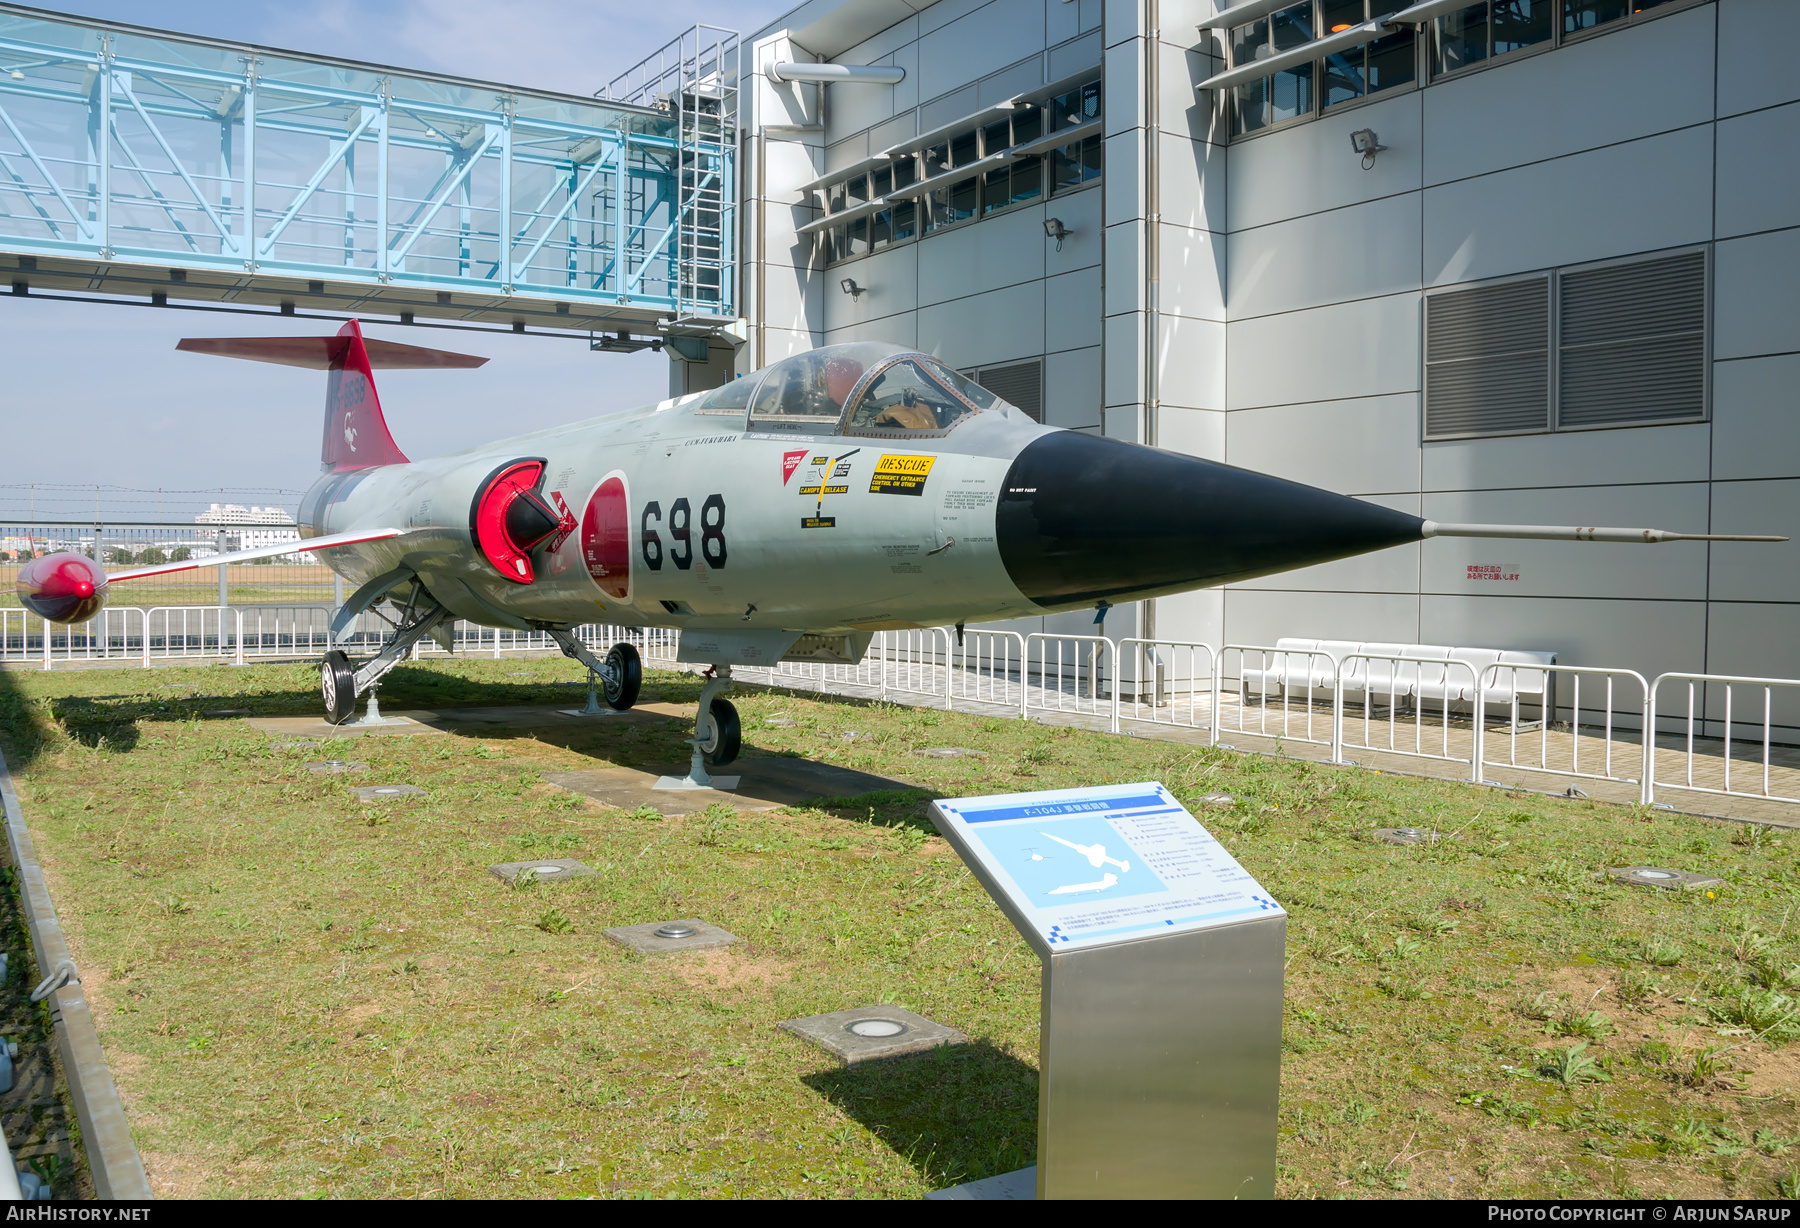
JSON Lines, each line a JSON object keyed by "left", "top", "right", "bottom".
{"left": 603, "top": 642, "right": 642, "bottom": 710}
{"left": 702, "top": 697, "right": 740, "bottom": 767}
{"left": 321, "top": 650, "right": 357, "bottom": 725}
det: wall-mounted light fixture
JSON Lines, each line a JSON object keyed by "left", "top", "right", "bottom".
{"left": 1348, "top": 128, "right": 1387, "bottom": 170}
{"left": 840, "top": 278, "right": 865, "bottom": 297}
{"left": 1044, "top": 217, "right": 1071, "bottom": 251}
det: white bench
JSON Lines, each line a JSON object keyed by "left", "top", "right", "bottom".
{"left": 1241, "top": 638, "right": 1556, "bottom": 717}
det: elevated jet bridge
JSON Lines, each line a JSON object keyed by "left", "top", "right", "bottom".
{"left": 0, "top": 4, "right": 737, "bottom": 339}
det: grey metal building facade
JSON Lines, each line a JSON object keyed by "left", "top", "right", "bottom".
{"left": 725, "top": 0, "right": 1798, "bottom": 689}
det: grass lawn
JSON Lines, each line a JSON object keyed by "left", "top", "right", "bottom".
{"left": 0, "top": 656, "right": 1796, "bottom": 1199}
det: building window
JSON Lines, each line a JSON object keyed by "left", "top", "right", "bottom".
{"left": 1223, "top": 0, "right": 1700, "bottom": 140}
{"left": 962, "top": 358, "right": 1044, "bottom": 422}
{"left": 816, "top": 75, "right": 1102, "bottom": 265}
{"left": 1231, "top": 1, "right": 1416, "bottom": 138}
{"left": 1424, "top": 249, "right": 1707, "bottom": 440}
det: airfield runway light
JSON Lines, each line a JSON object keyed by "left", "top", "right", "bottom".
{"left": 604, "top": 919, "right": 740, "bottom": 954}
{"left": 15, "top": 553, "right": 107, "bottom": 624}
{"left": 1609, "top": 866, "right": 1723, "bottom": 891}
{"left": 779, "top": 1006, "right": 966, "bottom": 1064}
{"left": 839, "top": 278, "right": 865, "bottom": 297}
{"left": 1044, "top": 217, "right": 1071, "bottom": 250}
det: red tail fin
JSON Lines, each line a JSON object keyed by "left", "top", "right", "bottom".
{"left": 175, "top": 320, "right": 488, "bottom": 472}
{"left": 323, "top": 320, "right": 407, "bottom": 470}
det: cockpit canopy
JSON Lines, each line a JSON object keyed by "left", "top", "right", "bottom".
{"left": 687, "top": 342, "right": 1006, "bottom": 437}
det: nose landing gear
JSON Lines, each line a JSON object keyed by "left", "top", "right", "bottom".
{"left": 655, "top": 665, "right": 741, "bottom": 791}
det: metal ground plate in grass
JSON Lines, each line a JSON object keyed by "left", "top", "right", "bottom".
{"left": 353, "top": 784, "right": 424, "bottom": 801}
{"left": 1373, "top": 827, "right": 1442, "bottom": 845}
{"left": 1609, "top": 865, "right": 1723, "bottom": 891}
{"left": 487, "top": 859, "right": 596, "bottom": 884}
{"left": 778, "top": 1005, "right": 967, "bottom": 1065}
{"left": 916, "top": 747, "right": 987, "bottom": 759}
{"left": 305, "top": 760, "right": 366, "bottom": 775}
{"left": 603, "top": 918, "right": 739, "bottom": 955}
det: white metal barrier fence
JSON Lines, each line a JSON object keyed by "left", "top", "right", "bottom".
{"left": 1480, "top": 665, "right": 1649, "bottom": 795}
{"left": 1024, "top": 633, "right": 1113, "bottom": 723}
{"left": 1215, "top": 644, "right": 1341, "bottom": 753}
{"left": 1113, "top": 638, "right": 1217, "bottom": 733}
{"left": 1648, "top": 673, "right": 1800, "bottom": 807}
{"left": 1334, "top": 650, "right": 1485, "bottom": 777}
{"left": 7, "top": 609, "right": 1799, "bottom": 813}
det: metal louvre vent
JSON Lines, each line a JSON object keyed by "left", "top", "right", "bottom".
{"left": 965, "top": 359, "right": 1044, "bottom": 422}
{"left": 1424, "top": 277, "right": 1549, "bottom": 438}
{"left": 1558, "top": 251, "right": 1706, "bottom": 428}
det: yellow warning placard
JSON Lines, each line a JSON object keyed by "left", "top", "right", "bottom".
{"left": 869, "top": 454, "right": 935, "bottom": 496}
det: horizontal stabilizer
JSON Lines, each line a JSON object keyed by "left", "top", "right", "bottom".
{"left": 175, "top": 335, "right": 488, "bottom": 370}
{"left": 105, "top": 527, "right": 416, "bottom": 583}
{"left": 1422, "top": 521, "right": 1787, "bottom": 544}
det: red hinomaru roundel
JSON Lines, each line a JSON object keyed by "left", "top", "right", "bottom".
{"left": 581, "top": 475, "right": 630, "bottom": 600}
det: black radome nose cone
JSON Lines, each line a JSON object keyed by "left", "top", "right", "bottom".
{"left": 996, "top": 432, "right": 1426, "bottom": 610}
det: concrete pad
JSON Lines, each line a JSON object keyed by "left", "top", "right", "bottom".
{"left": 248, "top": 713, "right": 445, "bottom": 740}
{"left": 545, "top": 755, "right": 917, "bottom": 817}
{"left": 305, "top": 760, "right": 366, "bottom": 774}
{"left": 353, "top": 784, "right": 424, "bottom": 801}
{"left": 925, "top": 1167, "right": 1037, "bottom": 1200}
{"left": 603, "top": 918, "right": 740, "bottom": 955}
{"left": 488, "top": 859, "right": 596, "bottom": 883}
{"left": 778, "top": 1005, "right": 967, "bottom": 1065}
{"left": 1609, "top": 866, "right": 1724, "bottom": 891}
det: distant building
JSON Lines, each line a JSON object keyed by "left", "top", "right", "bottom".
{"left": 193, "top": 503, "right": 310, "bottom": 562}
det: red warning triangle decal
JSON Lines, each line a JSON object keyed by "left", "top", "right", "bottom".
{"left": 782, "top": 450, "right": 806, "bottom": 485}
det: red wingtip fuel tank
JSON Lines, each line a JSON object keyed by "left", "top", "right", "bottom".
{"left": 16, "top": 553, "right": 108, "bottom": 624}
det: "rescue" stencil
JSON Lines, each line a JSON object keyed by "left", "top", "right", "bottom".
{"left": 870, "top": 454, "right": 935, "bottom": 496}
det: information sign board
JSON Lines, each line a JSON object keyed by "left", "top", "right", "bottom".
{"left": 931, "top": 781, "right": 1284, "bottom": 953}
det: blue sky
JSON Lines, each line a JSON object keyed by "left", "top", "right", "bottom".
{"left": 2, "top": 1, "right": 793, "bottom": 509}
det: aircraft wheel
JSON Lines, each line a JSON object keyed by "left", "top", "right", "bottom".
{"left": 603, "top": 642, "right": 642, "bottom": 710}
{"left": 321, "top": 650, "right": 356, "bottom": 725}
{"left": 701, "top": 697, "right": 741, "bottom": 767}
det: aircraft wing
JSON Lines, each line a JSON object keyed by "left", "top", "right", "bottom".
{"left": 105, "top": 527, "right": 416, "bottom": 582}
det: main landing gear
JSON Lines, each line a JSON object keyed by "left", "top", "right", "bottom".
{"left": 545, "top": 630, "right": 737, "bottom": 788}
{"left": 546, "top": 630, "right": 642, "bottom": 716}
{"left": 319, "top": 587, "right": 451, "bottom": 726}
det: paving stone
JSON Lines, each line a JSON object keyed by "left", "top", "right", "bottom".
{"left": 603, "top": 918, "right": 739, "bottom": 955}
{"left": 777, "top": 1005, "right": 967, "bottom": 1065}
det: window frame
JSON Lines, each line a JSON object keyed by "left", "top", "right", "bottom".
{"left": 1223, "top": 0, "right": 1711, "bottom": 143}
{"left": 1422, "top": 246, "right": 1711, "bottom": 443}
{"left": 817, "top": 74, "right": 1104, "bottom": 268}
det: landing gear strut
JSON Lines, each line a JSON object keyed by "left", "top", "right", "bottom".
{"left": 655, "top": 665, "right": 740, "bottom": 791}
{"left": 320, "top": 586, "right": 450, "bottom": 725}
{"left": 546, "top": 631, "right": 640, "bottom": 715}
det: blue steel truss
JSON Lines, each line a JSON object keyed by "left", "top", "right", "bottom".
{"left": 0, "top": 4, "right": 736, "bottom": 331}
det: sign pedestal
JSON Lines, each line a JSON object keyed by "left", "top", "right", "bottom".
{"left": 928, "top": 782, "right": 1284, "bottom": 1200}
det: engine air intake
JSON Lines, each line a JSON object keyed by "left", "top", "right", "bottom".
{"left": 470, "top": 459, "right": 573, "bottom": 584}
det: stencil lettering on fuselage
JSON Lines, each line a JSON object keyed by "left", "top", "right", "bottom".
{"left": 580, "top": 474, "right": 630, "bottom": 600}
